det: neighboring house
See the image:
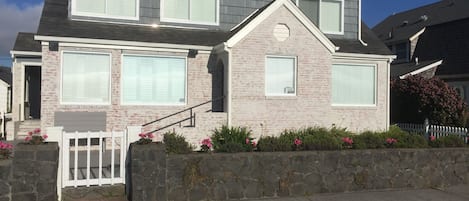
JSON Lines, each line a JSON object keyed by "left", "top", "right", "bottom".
{"left": 373, "top": 0, "right": 469, "bottom": 102}
{"left": 0, "top": 66, "right": 12, "bottom": 138}
{"left": 12, "top": 0, "right": 394, "bottom": 144}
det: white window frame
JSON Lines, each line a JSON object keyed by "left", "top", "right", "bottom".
{"left": 160, "top": 0, "right": 220, "bottom": 26}
{"left": 295, "top": 0, "right": 345, "bottom": 35}
{"left": 71, "top": 0, "right": 140, "bottom": 21}
{"left": 265, "top": 55, "right": 298, "bottom": 97}
{"left": 331, "top": 63, "right": 377, "bottom": 107}
{"left": 120, "top": 54, "right": 188, "bottom": 106}
{"left": 60, "top": 51, "right": 112, "bottom": 105}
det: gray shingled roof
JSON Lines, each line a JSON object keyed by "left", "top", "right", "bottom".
{"left": 373, "top": 0, "right": 469, "bottom": 43}
{"left": 37, "top": 0, "right": 391, "bottom": 55}
{"left": 0, "top": 67, "right": 12, "bottom": 86}
{"left": 13, "top": 32, "right": 42, "bottom": 52}
{"left": 391, "top": 59, "right": 441, "bottom": 78}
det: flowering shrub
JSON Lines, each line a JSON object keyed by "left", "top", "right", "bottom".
{"left": 25, "top": 128, "right": 48, "bottom": 145}
{"left": 201, "top": 138, "right": 212, "bottom": 152}
{"left": 385, "top": 138, "right": 398, "bottom": 148}
{"left": 431, "top": 135, "right": 466, "bottom": 148}
{"left": 342, "top": 137, "right": 353, "bottom": 148}
{"left": 137, "top": 132, "right": 154, "bottom": 145}
{"left": 0, "top": 141, "right": 13, "bottom": 160}
{"left": 211, "top": 126, "right": 254, "bottom": 153}
{"left": 163, "top": 132, "right": 193, "bottom": 154}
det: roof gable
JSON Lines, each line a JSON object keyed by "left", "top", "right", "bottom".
{"left": 226, "top": 0, "right": 336, "bottom": 53}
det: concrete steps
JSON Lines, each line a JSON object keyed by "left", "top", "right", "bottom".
{"left": 16, "top": 120, "right": 41, "bottom": 140}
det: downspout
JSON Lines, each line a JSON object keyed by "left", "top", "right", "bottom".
{"left": 223, "top": 43, "right": 233, "bottom": 127}
{"left": 386, "top": 57, "right": 393, "bottom": 130}
{"left": 358, "top": 0, "right": 368, "bottom": 46}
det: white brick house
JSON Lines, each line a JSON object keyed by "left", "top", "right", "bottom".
{"left": 11, "top": 0, "right": 395, "bottom": 144}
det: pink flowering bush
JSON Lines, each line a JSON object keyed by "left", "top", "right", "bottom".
{"left": 137, "top": 132, "right": 154, "bottom": 145}
{"left": 24, "top": 128, "right": 48, "bottom": 145}
{"left": 0, "top": 141, "right": 13, "bottom": 160}
{"left": 201, "top": 138, "right": 212, "bottom": 152}
{"left": 342, "top": 137, "right": 354, "bottom": 148}
{"left": 385, "top": 138, "right": 398, "bottom": 148}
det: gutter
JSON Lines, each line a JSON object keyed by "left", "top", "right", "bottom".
{"left": 358, "top": 0, "right": 368, "bottom": 47}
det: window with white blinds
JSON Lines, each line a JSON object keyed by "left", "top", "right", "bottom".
{"left": 122, "top": 55, "right": 186, "bottom": 105}
{"left": 265, "top": 56, "right": 297, "bottom": 96}
{"left": 61, "top": 52, "right": 111, "bottom": 104}
{"left": 161, "top": 0, "right": 218, "bottom": 24}
{"left": 332, "top": 64, "right": 376, "bottom": 106}
{"left": 297, "top": 0, "right": 344, "bottom": 34}
{"left": 73, "top": 0, "right": 138, "bottom": 19}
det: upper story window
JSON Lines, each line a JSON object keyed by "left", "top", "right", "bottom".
{"left": 161, "top": 0, "right": 219, "bottom": 25}
{"left": 296, "top": 0, "right": 344, "bottom": 34}
{"left": 72, "top": 0, "right": 139, "bottom": 20}
{"left": 389, "top": 42, "right": 409, "bottom": 63}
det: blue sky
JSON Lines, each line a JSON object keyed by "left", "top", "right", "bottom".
{"left": 0, "top": 0, "right": 440, "bottom": 67}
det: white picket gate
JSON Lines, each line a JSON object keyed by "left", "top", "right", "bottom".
{"left": 62, "top": 131, "right": 127, "bottom": 188}
{"left": 397, "top": 123, "right": 469, "bottom": 143}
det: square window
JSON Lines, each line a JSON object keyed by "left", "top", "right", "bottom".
{"left": 265, "top": 56, "right": 297, "bottom": 96}
{"left": 62, "top": 52, "right": 111, "bottom": 104}
{"left": 332, "top": 64, "right": 376, "bottom": 106}
{"left": 73, "top": 0, "right": 138, "bottom": 19}
{"left": 122, "top": 55, "right": 186, "bottom": 105}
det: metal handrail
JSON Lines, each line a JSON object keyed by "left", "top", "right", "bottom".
{"left": 141, "top": 96, "right": 225, "bottom": 127}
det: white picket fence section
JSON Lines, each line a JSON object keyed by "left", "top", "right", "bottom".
{"left": 397, "top": 123, "right": 469, "bottom": 143}
{"left": 62, "top": 131, "right": 127, "bottom": 188}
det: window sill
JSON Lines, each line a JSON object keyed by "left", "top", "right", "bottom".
{"left": 265, "top": 96, "right": 298, "bottom": 100}
{"left": 331, "top": 104, "right": 377, "bottom": 110}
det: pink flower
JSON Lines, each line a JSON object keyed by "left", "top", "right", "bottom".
{"left": 42, "top": 134, "right": 48, "bottom": 140}
{"left": 34, "top": 128, "right": 41, "bottom": 133}
{"left": 430, "top": 136, "right": 436, "bottom": 142}
{"left": 245, "top": 138, "right": 250, "bottom": 145}
{"left": 294, "top": 138, "right": 302, "bottom": 146}
{"left": 28, "top": 132, "right": 33, "bottom": 136}
{"left": 202, "top": 138, "right": 212, "bottom": 148}
{"left": 138, "top": 133, "right": 146, "bottom": 138}
{"left": 342, "top": 137, "right": 353, "bottom": 145}
{"left": 386, "top": 138, "right": 398, "bottom": 144}
{"left": 251, "top": 141, "right": 257, "bottom": 147}
{"left": 146, "top": 133, "right": 155, "bottom": 139}
{"left": 25, "top": 136, "right": 32, "bottom": 142}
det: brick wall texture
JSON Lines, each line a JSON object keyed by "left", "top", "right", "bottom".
{"left": 40, "top": 5, "right": 390, "bottom": 142}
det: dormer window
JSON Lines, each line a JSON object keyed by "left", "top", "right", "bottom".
{"left": 296, "top": 0, "right": 344, "bottom": 34}
{"left": 72, "top": 0, "right": 139, "bottom": 20}
{"left": 161, "top": 0, "right": 219, "bottom": 25}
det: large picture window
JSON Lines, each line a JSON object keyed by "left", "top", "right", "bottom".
{"left": 161, "top": 0, "right": 218, "bottom": 25}
{"left": 122, "top": 55, "right": 186, "bottom": 105}
{"left": 265, "top": 56, "right": 297, "bottom": 96}
{"left": 297, "top": 0, "right": 344, "bottom": 34}
{"left": 332, "top": 64, "right": 376, "bottom": 106}
{"left": 72, "top": 0, "right": 138, "bottom": 20}
{"left": 62, "top": 52, "right": 111, "bottom": 104}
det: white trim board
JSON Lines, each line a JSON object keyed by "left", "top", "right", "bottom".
{"left": 399, "top": 60, "right": 443, "bottom": 79}
{"left": 226, "top": 0, "right": 336, "bottom": 53}
{"left": 34, "top": 35, "right": 214, "bottom": 51}
{"left": 10, "top": 51, "right": 42, "bottom": 58}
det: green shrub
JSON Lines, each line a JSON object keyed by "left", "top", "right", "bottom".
{"left": 353, "top": 132, "right": 386, "bottom": 149}
{"left": 302, "top": 132, "right": 342, "bottom": 150}
{"left": 163, "top": 132, "right": 193, "bottom": 154}
{"left": 211, "top": 126, "right": 254, "bottom": 152}
{"left": 257, "top": 136, "right": 293, "bottom": 152}
{"left": 434, "top": 135, "right": 466, "bottom": 148}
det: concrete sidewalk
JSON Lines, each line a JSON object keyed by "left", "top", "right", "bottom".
{"left": 248, "top": 186, "right": 469, "bottom": 201}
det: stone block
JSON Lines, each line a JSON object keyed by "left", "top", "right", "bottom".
{"left": 11, "top": 193, "right": 36, "bottom": 201}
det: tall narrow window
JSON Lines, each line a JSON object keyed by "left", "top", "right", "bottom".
{"left": 332, "top": 64, "right": 376, "bottom": 106}
{"left": 122, "top": 55, "right": 186, "bottom": 105}
{"left": 162, "top": 0, "right": 218, "bottom": 24}
{"left": 62, "top": 52, "right": 111, "bottom": 104}
{"left": 73, "top": 0, "right": 138, "bottom": 19}
{"left": 265, "top": 56, "right": 296, "bottom": 96}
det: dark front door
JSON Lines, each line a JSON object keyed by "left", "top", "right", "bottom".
{"left": 26, "top": 67, "right": 41, "bottom": 119}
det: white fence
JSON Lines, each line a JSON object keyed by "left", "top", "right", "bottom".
{"left": 396, "top": 123, "right": 469, "bottom": 143}
{"left": 62, "top": 131, "right": 127, "bottom": 188}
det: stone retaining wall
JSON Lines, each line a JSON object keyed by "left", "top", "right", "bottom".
{"left": 0, "top": 142, "right": 59, "bottom": 201}
{"left": 128, "top": 144, "right": 469, "bottom": 201}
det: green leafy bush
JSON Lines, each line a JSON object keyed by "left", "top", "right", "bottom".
{"left": 211, "top": 126, "right": 255, "bottom": 152}
{"left": 433, "top": 135, "right": 466, "bottom": 148}
{"left": 163, "top": 132, "right": 193, "bottom": 154}
{"left": 257, "top": 136, "right": 293, "bottom": 152}
{"left": 302, "top": 132, "right": 342, "bottom": 150}
{"left": 353, "top": 132, "right": 386, "bottom": 149}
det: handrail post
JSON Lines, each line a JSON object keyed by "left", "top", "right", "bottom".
{"left": 190, "top": 108, "right": 193, "bottom": 127}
